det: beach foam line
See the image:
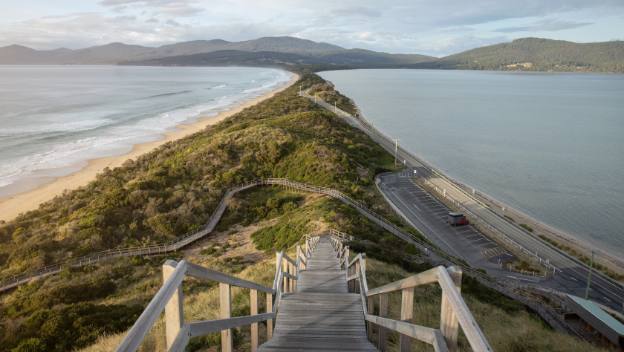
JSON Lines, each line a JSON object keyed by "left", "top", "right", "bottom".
{"left": 0, "top": 72, "right": 298, "bottom": 221}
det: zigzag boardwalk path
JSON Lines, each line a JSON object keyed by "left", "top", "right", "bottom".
{"left": 259, "top": 237, "right": 376, "bottom": 351}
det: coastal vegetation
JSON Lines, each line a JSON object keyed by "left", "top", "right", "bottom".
{"left": 81, "top": 187, "right": 606, "bottom": 352}
{"left": 307, "top": 82, "right": 358, "bottom": 115}
{"left": 0, "top": 74, "right": 607, "bottom": 351}
{"left": 0, "top": 73, "right": 401, "bottom": 351}
{"left": 539, "top": 235, "right": 624, "bottom": 282}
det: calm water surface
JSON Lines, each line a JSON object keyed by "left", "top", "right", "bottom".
{"left": 0, "top": 66, "right": 291, "bottom": 197}
{"left": 320, "top": 69, "right": 624, "bottom": 256}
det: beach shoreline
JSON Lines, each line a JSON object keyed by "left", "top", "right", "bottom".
{"left": 0, "top": 72, "right": 298, "bottom": 222}
{"left": 468, "top": 184, "right": 624, "bottom": 274}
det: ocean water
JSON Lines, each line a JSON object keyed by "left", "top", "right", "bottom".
{"left": 0, "top": 66, "right": 291, "bottom": 197}
{"left": 320, "top": 69, "right": 624, "bottom": 256}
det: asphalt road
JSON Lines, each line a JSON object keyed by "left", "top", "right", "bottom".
{"left": 377, "top": 172, "right": 624, "bottom": 310}
{"left": 377, "top": 172, "right": 514, "bottom": 271}
{"left": 302, "top": 91, "right": 624, "bottom": 311}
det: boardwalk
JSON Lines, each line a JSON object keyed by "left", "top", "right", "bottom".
{"left": 116, "top": 233, "right": 491, "bottom": 352}
{"left": 259, "top": 237, "right": 377, "bottom": 351}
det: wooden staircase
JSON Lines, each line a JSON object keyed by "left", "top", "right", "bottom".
{"left": 116, "top": 230, "right": 492, "bottom": 352}
{"left": 259, "top": 236, "right": 377, "bottom": 351}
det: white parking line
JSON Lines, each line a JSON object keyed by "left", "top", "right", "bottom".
{"left": 506, "top": 275, "right": 541, "bottom": 283}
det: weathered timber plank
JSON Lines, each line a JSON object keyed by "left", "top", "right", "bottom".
{"left": 258, "top": 237, "right": 377, "bottom": 352}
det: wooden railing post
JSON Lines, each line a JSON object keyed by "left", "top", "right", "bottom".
{"left": 290, "top": 262, "right": 296, "bottom": 292}
{"left": 400, "top": 287, "right": 414, "bottom": 351}
{"left": 219, "top": 283, "right": 232, "bottom": 352}
{"left": 266, "top": 293, "right": 273, "bottom": 339}
{"left": 378, "top": 293, "right": 388, "bottom": 351}
{"left": 441, "top": 267, "right": 462, "bottom": 352}
{"left": 304, "top": 239, "right": 309, "bottom": 259}
{"left": 250, "top": 289, "right": 258, "bottom": 352}
{"left": 367, "top": 296, "right": 374, "bottom": 341}
{"left": 283, "top": 261, "right": 289, "bottom": 293}
{"left": 163, "top": 260, "right": 184, "bottom": 350}
{"left": 346, "top": 263, "right": 352, "bottom": 292}
{"left": 354, "top": 258, "right": 360, "bottom": 294}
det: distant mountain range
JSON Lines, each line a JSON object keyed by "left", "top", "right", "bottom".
{"left": 0, "top": 36, "right": 433, "bottom": 67}
{"left": 1, "top": 36, "right": 623, "bottom": 72}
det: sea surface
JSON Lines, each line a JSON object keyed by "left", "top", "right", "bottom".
{"left": 0, "top": 65, "right": 291, "bottom": 197}
{"left": 320, "top": 69, "right": 624, "bottom": 256}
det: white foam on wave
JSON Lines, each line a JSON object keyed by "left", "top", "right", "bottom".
{"left": 0, "top": 69, "right": 293, "bottom": 194}
{"left": 0, "top": 117, "right": 115, "bottom": 136}
{"left": 243, "top": 71, "right": 291, "bottom": 95}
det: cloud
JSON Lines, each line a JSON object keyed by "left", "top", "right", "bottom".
{"left": 0, "top": 13, "right": 183, "bottom": 49}
{"left": 0, "top": 11, "right": 304, "bottom": 49}
{"left": 166, "top": 19, "right": 181, "bottom": 27}
{"left": 495, "top": 19, "right": 593, "bottom": 33}
{"left": 331, "top": 6, "right": 381, "bottom": 18}
{"left": 99, "top": 0, "right": 204, "bottom": 17}
{"left": 1, "top": 0, "right": 623, "bottom": 56}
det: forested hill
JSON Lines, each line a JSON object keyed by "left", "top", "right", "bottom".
{"left": 436, "top": 38, "right": 624, "bottom": 72}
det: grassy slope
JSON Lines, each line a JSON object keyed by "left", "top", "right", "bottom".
{"left": 0, "top": 74, "right": 406, "bottom": 351}
{"left": 0, "top": 74, "right": 398, "bottom": 278}
{"left": 0, "top": 74, "right": 606, "bottom": 351}
{"left": 81, "top": 187, "right": 606, "bottom": 352}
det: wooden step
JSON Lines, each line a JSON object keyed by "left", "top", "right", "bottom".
{"left": 259, "top": 237, "right": 377, "bottom": 352}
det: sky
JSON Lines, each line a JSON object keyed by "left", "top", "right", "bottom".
{"left": 1, "top": 0, "right": 623, "bottom": 56}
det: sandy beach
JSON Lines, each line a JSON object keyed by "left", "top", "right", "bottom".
{"left": 0, "top": 72, "right": 298, "bottom": 222}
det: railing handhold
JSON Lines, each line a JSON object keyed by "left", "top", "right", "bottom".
{"left": 116, "top": 260, "right": 187, "bottom": 352}
{"left": 332, "top": 233, "right": 492, "bottom": 352}
{"left": 219, "top": 283, "right": 232, "bottom": 352}
{"left": 163, "top": 260, "right": 184, "bottom": 350}
{"left": 250, "top": 289, "right": 259, "bottom": 352}
{"left": 400, "top": 287, "right": 415, "bottom": 351}
{"left": 378, "top": 293, "right": 389, "bottom": 351}
{"left": 440, "top": 266, "right": 462, "bottom": 352}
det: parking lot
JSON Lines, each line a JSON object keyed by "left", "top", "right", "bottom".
{"left": 378, "top": 172, "right": 514, "bottom": 270}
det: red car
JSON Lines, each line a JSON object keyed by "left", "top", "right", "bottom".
{"left": 448, "top": 212, "right": 469, "bottom": 226}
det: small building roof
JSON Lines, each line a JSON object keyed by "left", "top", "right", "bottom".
{"left": 567, "top": 294, "right": 624, "bottom": 336}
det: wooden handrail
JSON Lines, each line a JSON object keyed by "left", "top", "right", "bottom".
{"left": 365, "top": 314, "right": 448, "bottom": 352}
{"left": 188, "top": 313, "right": 275, "bottom": 336}
{"left": 330, "top": 233, "right": 492, "bottom": 352}
{"left": 186, "top": 262, "right": 275, "bottom": 294}
{"left": 282, "top": 253, "right": 297, "bottom": 267}
{"left": 116, "top": 234, "right": 322, "bottom": 352}
{"left": 366, "top": 266, "right": 439, "bottom": 296}
{"left": 116, "top": 260, "right": 188, "bottom": 352}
